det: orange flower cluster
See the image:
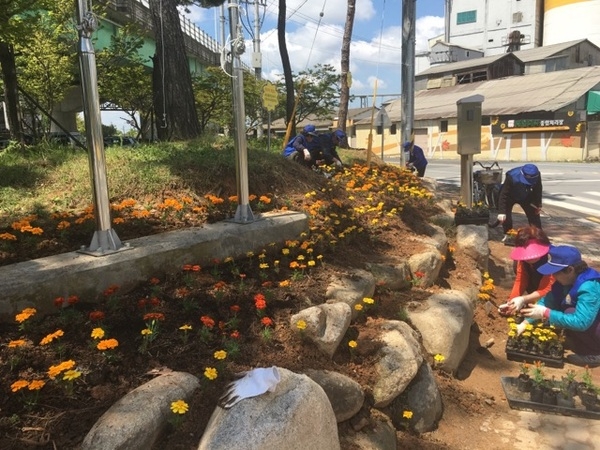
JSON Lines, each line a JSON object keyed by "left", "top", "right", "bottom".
{"left": 254, "top": 293, "right": 267, "bottom": 310}
{"left": 201, "top": 315, "right": 215, "bottom": 328}
{"left": 40, "top": 329, "right": 64, "bottom": 346}
{"left": 48, "top": 360, "right": 76, "bottom": 379}
{"left": 182, "top": 264, "right": 201, "bottom": 271}
{"left": 15, "top": 308, "right": 36, "bottom": 323}
{"left": 97, "top": 339, "right": 119, "bottom": 351}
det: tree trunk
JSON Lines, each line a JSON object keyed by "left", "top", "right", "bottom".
{"left": 338, "top": 0, "right": 355, "bottom": 137}
{"left": 277, "top": 0, "right": 295, "bottom": 136}
{"left": 0, "top": 41, "right": 24, "bottom": 142}
{"left": 148, "top": 0, "right": 200, "bottom": 141}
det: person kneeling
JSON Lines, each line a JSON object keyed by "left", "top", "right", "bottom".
{"left": 519, "top": 245, "right": 600, "bottom": 367}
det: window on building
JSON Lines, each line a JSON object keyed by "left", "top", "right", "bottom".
{"left": 513, "top": 11, "right": 523, "bottom": 23}
{"left": 457, "top": 10, "right": 477, "bottom": 25}
{"left": 440, "top": 120, "right": 448, "bottom": 132}
{"left": 390, "top": 124, "right": 397, "bottom": 135}
{"left": 376, "top": 126, "right": 383, "bottom": 135}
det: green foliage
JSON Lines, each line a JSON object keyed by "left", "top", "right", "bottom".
{"left": 274, "top": 63, "right": 340, "bottom": 126}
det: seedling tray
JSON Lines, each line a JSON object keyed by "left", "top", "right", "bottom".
{"left": 505, "top": 348, "right": 564, "bottom": 368}
{"left": 501, "top": 377, "right": 600, "bottom": 420}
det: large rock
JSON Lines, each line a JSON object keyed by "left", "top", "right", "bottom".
{"left": 456, "top": 224, "right": 489, "bottom": 271}
{"left": 372, "top": 321, "right": 423, "bottom": 408}
{"left": 305, "top": 369, "right": 365, "bottom": 422}
{"left": 326, "top": 269, "right": 376, "bottom": 318}
{"left": 409, "top": 290, "right": 474, "bottom": 374}
{"left": 290, "top": 303, "right": 352, "bottom": 357}
{"left": 365, "top": 261, "right": 412, "bottom": 291}
{"left": 198, "top": 367, "right": 339, "bottom": 450}
{"left": 81, "top": 372, "right": 199, "bottom": 450}
{"left": 408, "top": 250, "right": 444, "bottom": 288}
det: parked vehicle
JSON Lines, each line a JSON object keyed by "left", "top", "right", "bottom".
{"left": 104, "top": 136, "right": 138, "bottom": 147}
{"left": 46, "top": 131, "right": 86, "bottom": 148}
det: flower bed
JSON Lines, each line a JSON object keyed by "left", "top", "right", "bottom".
{"left": 453, "top": 202, "right": 490, "bottom": 226}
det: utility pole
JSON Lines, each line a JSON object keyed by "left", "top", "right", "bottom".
{"left": 228, "top": 0, "right": 254, "bottom": 223}
{"left": 75, "top": 0, "right": 128, "bottom": 256}
{"left": 401, "top": 0, "right": 416, "bottom": 168}
{"left": 252, "top": 0, "right": 264, "bottom": 138}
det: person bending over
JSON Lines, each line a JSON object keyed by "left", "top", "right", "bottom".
{"left": 497, "top": 164, "right": 542, "bottom": 236}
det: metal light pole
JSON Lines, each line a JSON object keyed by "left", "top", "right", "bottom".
{"left": 401, "top": 0, "right": 416, "bottom": 168}
{"left": 75, "top": 0, "right": 128, "bottom": 255}
{"left": 252, "top": 0, "right": 264, "bottom": 139}
{"left": 228, "top": 0, "right": 254, "bottom": 223}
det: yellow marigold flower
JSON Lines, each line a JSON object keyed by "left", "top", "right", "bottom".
{"left": 91, "top": 328, "right": 105, "bottom": 340}
{"left": 28, "top": 380, "right": 46, "bottom": 391}
{"left": 363, "top": 297, "right": 375, "bottom": 305}
{"left": 434, "top": 354, "right": 445, "bottom": 363}
{"left": 282, "top": 248, "right": 290, "bottom": 255}
{"left": 204, "top": 367, "right": 218, "bottom": 381}
{"left": 141, "top": 328, "right": 153, "bottom": 336}
{"left": 213, "top": 350, "right": 227, "bottom": 360}
{"left": 8, "top": 339, "right": 27, "bottom": 348}
{"left": 279, "top": 280, "right": 291, "bottom": 287}
{"left": 11, "top": 380, "right": 29, "bottom": 392}
{"left": 354, "top": 304, "right": 363, "bottom": 311}
{"left": 97, "top": 338, "right": 119, "bottom": 351}
{"left": 307, "top": 260, "right": 316, "bottom": 267}
{"left": 63, "top": 370, "right": 82, "bottom": 381}
{"left": 297, "top": 255, "right": 305, "bottom": 261}
{"left": 403, "top": 410, "right": 413, "bottom": 419}
{"left": 170, "top": 399, "right": 189, "bottom": 415}
{"left": 259, "top": 263, "right": 269, "bottom": 269}
{"left": 179, "top": 324, "right": 192, "bottom": 331}
{"left": 348, "top": 340, "right": 358, "bottom": 348}
{"left": 296, "top": 320, "right": 307, "bottom": 330}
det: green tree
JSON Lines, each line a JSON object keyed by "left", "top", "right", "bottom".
{"left": 0, "top": 0, "right": 54, "bottom": 142}
{"left": 275, "top": 64, "right": 340, "bottom": 127}
{"left": 96, "top": 26, "right": 153, "bottom": 139}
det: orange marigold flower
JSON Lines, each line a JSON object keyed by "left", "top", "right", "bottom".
{"left": 97, "top": 339, "right": 119, "bottom": 351}
{"left": 11, "top": 380, "right": 29, "bottom": 393}
{"left": 15, "top": 307, "right": 36, "bottom": 323}
{"left": 56, "top": 220, "right": 70, "bottom": 230}
{"left": 28, "top": 380, "right": 46, "bottom": 391}
{"left": 0, "top": 232, "right": 17, "bottom": 241}
{"left": 8, "top": 339, "right": 27, "bottom": 348}
{"left": 259, "top": 195, "right": 271, "bottom": 204}
{"left": 200, "top": 315, "right": 215, "bottom": 328}
{"left": 254, "top": 293, "right": 267, "bottom": 310}
{"left": 261, "top": 317, "right": 273, "bottom": 327}
{"left": 149, "top": 277, "right": 160, "bottom": 285}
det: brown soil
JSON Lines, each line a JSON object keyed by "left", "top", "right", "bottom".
{"left": 1, "top": 162, "right": 598, "bottom": 450}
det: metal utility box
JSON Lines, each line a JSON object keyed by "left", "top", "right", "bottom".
{"left": 456, "top": 94, "right": 484, "bottom": 155}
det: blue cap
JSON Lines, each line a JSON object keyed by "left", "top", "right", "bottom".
{"left": 521, "top": 164, "right": 540, "bottom": 186}
{"left": 303, "top": 125, "right": 318, "bottom": 136}
{"left": 403, "top": 141, "right": 412, "bottom": 150}
{"left": 334, "top": 129, "right": 346, "bottom": 140}
{"left": 537, "top": 245, "right": 582, "bottom": 275}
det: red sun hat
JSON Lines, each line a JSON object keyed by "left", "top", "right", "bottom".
{"left": 510, "top": 239, "right": 550, "bottom": 261}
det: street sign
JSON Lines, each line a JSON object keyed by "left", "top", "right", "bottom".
{"left": 262, "top": 82, "right": 278, "bottom": 111}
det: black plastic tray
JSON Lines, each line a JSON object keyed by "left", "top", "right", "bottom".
{"left": 501, "top": 377, "right": 600, "bottom": 420}
{"left": 506, "top": 348, "right": 564, "bottom": 368}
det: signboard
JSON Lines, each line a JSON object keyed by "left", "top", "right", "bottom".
{"left": 491, "top": 111, "right": 583, "bottom": 133}
{"left": 262, "top": 82, "right": 278, "bottom": 111}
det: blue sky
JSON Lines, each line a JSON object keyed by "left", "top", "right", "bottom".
{"left": 185, "top": 0, "right": 446, "bottom": 103}
{"left": 103, "top": 0, "right": 446, "bottom": 130}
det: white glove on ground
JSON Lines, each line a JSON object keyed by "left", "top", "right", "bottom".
{"left": 303, "top": 149, "right": 311, "bottom": 161}
{"left": 219, "top": 367, "right": 281, "bottom": 409}
{"left": 516, "top": 321, "right": 528, "bottom": 336}
{"left": 508, "top": 296, "right": 527, "bottom": 312}
{"left": 497, "top": 214, "right": 506, "bottom": 223}
{"left": 522, "top": 304, "right": 549, "bottom": 320}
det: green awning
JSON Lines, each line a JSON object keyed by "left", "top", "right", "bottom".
{"left": 587, "top": 91, "right": 600, "bottom": 113}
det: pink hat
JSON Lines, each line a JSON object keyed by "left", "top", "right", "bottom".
{"left": 510, "top": 239, "right": 550, "bottom": 261}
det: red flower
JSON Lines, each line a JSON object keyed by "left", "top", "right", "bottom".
{"left": 261, "top": 281, "right": 273, "bottom": 288}
{"left": 150, "top": 297, "right": 161, "bottom": 307}
{"left": 192, "top": 265, "right": 201, "bottom": 272}
{"left": 230, "top": 330, "right": 240, "bottom": 339}
{"left": 137, "top": 298, "right": 148, "bottom": 309}
{"left": 103, "top": 285, "right": 119, "bottom": 296}
{"left": 254, "top": 293, "right": 267, "bottom": 310}
{"left": 54, "top": 297, "right": 64, "bottom": 308}
{"left": 414, "top": 271, "right": 425, "bottom": 279}
{"left": 201, "top": 315, "right": 215, "bottom": 328}
{"left": 149, "top": 277, "right": 160, "bottom": 285}
{"left": 89, "top": 311, "right": 105, "bottom": 322}
{"left": 261, "top": 317, "right": 273, "bottom": 327}
{"left": 218, "top": 321, "right": 226, "bottom": 330}
{"left": 143, "top": 312, "right": 165, "bottom": 322}
{"left": 182, "top": 264, "right": 193, "bottom": 271}
{"left": 67, "top": 295, "right": 79, "bottom": 305}
{"left": 230, "top": 305, "right": 240, "bottom": 314}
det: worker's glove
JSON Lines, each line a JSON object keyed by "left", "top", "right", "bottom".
{"left": 508, "top": 296, "right": 527, "bottom": 312}
{"left": 521, "top": 304, "right": 549, "bottom": 320}
{"left": 303, "top": 149, "right": 311, "bottom": 161}
{"left": 334, "top": 159, "right": 342, "bottom": 167}
{"left": 497, "top": 214, "right": 506, "bottom": 223}
{"left": 218, "top": 367, "right": 281, "bottom": 409}
{"left": 516, "top": 321, "right": 528, "bottom": 336}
